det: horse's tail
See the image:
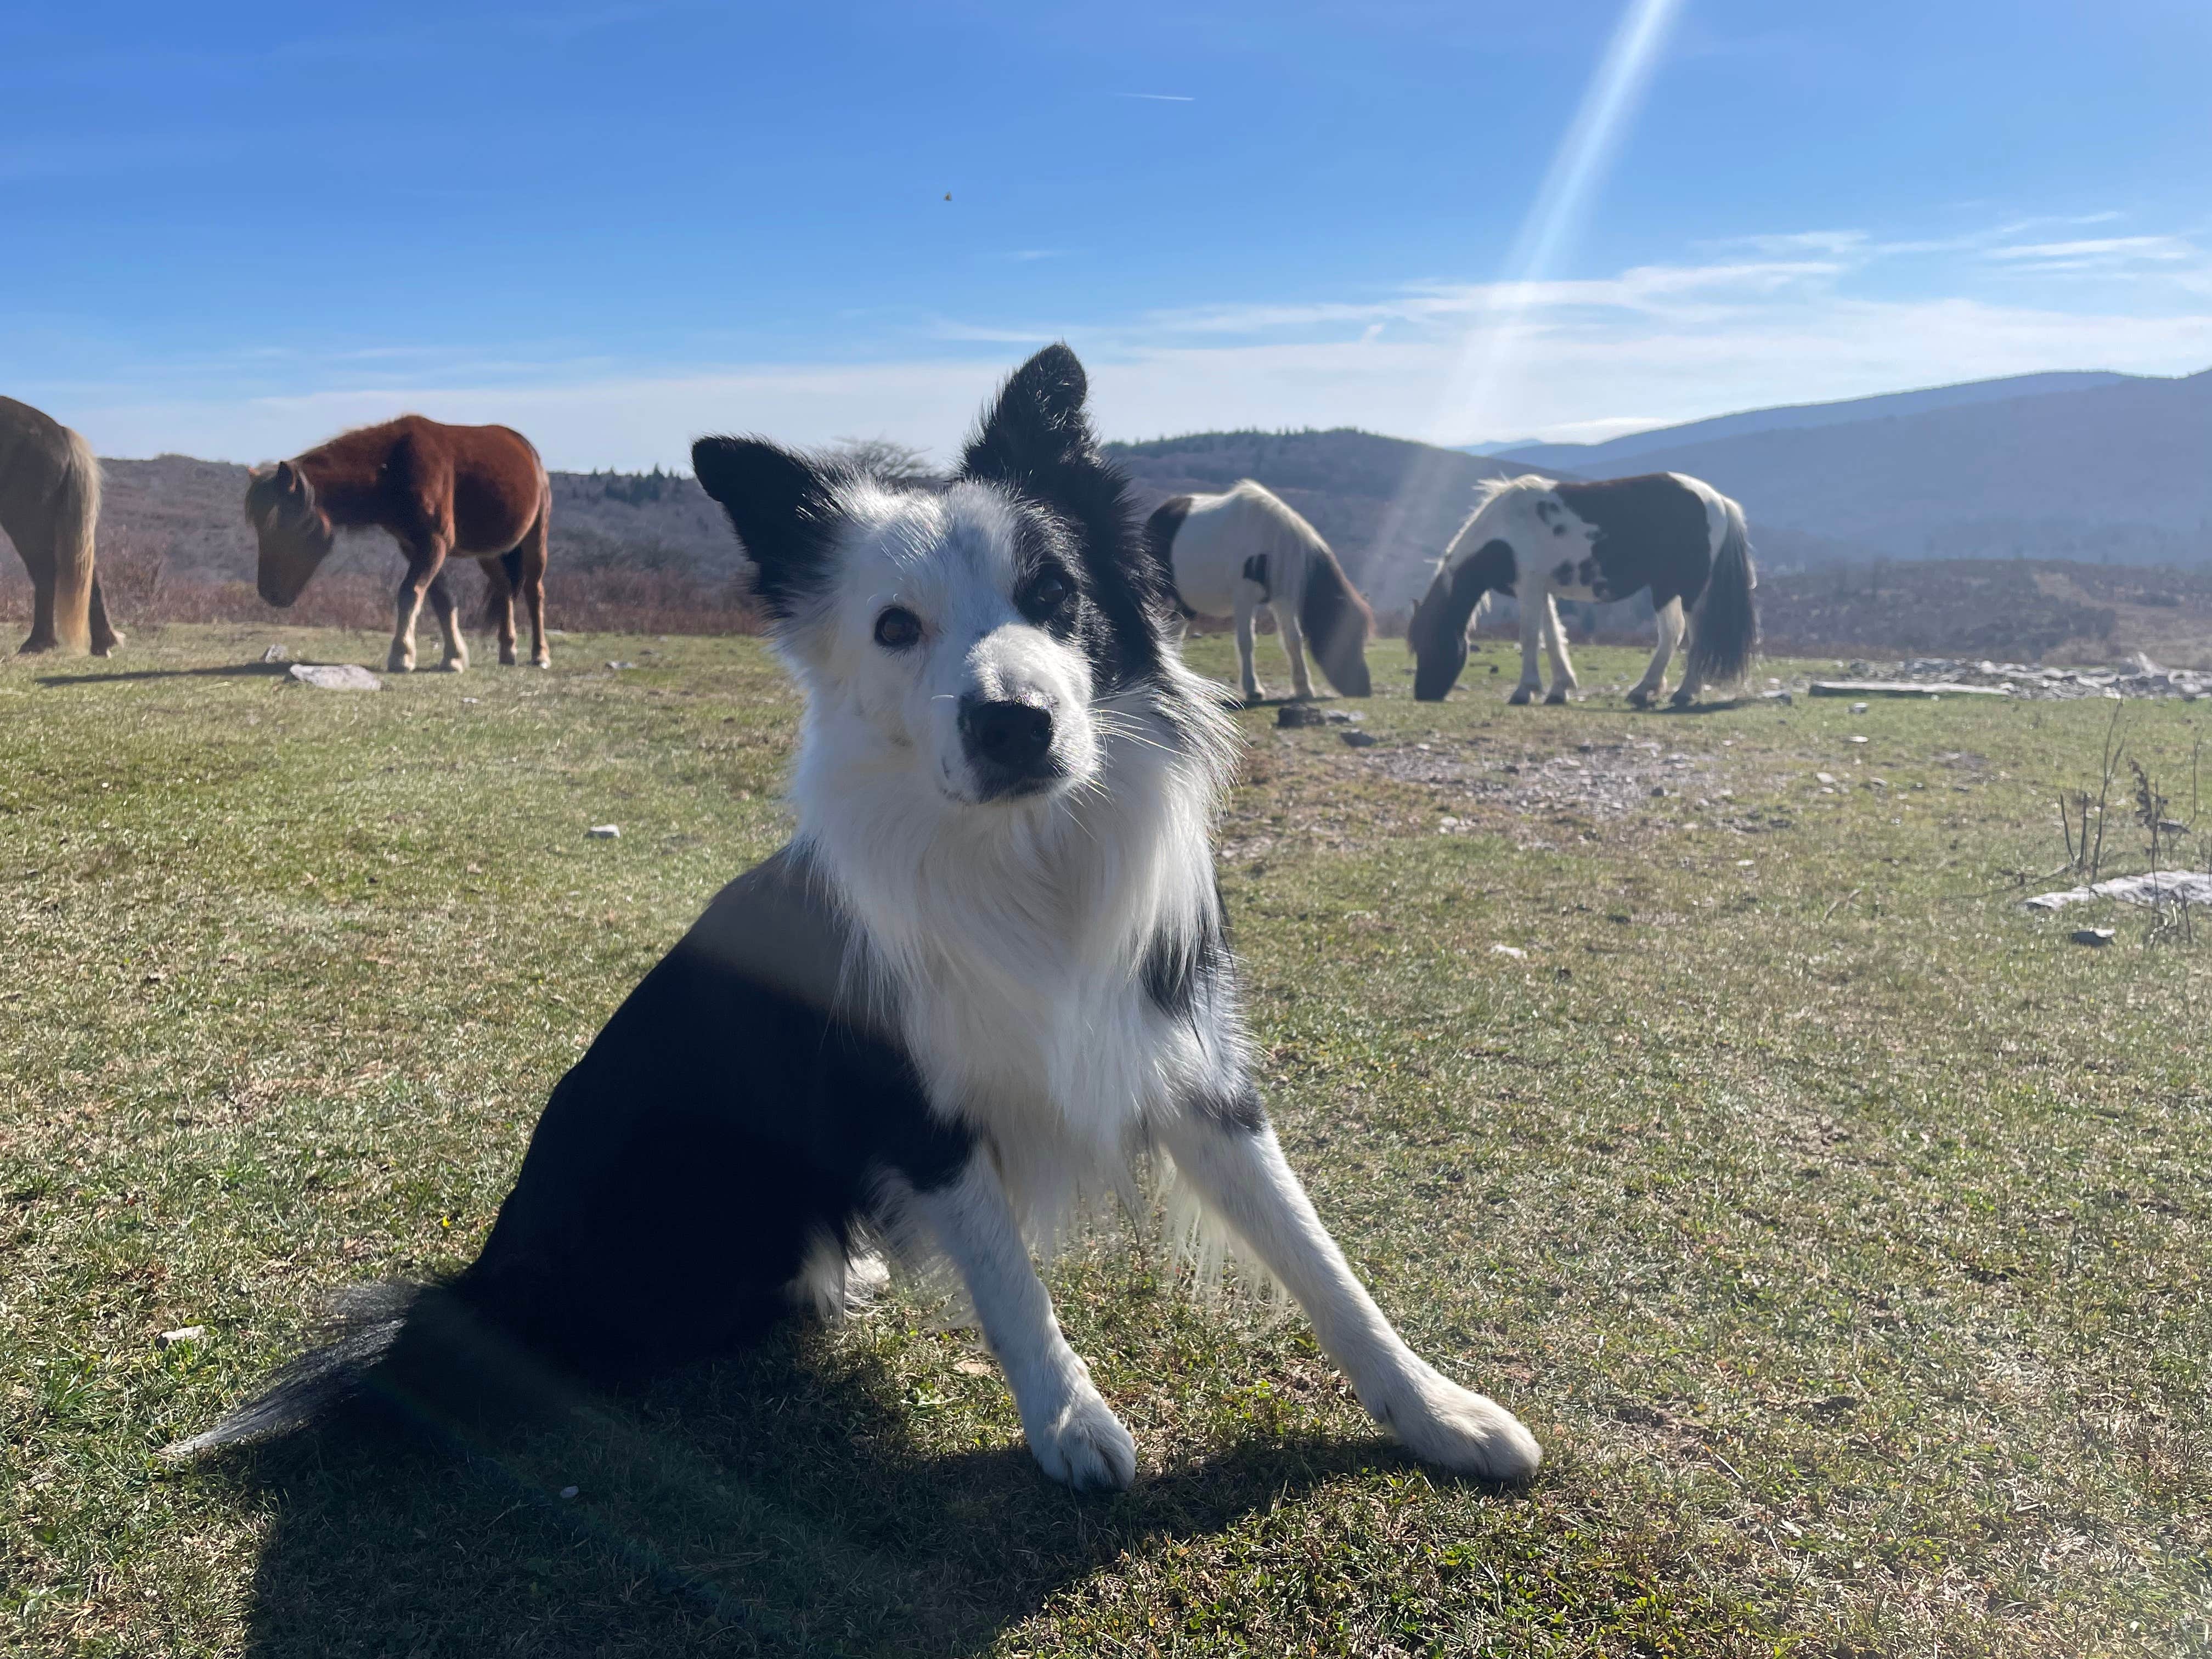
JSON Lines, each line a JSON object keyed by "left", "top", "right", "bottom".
{"left": 48, "top": 424, "right": 101, "bottom": 653}
{"left": 482, "top": 548, "right": 524, "bottom": 629}
{"left": 161, "top": 1278, "right": 571, "bottom": 1460}
{"left": 1144, "top": 495, "right": 1195, "bottom": 614}
{"left": 1298, "top": 542, "right": 1374, "bottom": 697}
{"left": 1688, "top": 494, "right": 1757, "bottom": 689}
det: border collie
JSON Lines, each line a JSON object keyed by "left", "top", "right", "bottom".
{"left": 172, "top": 347, "right": 1540, "bottom": 1491}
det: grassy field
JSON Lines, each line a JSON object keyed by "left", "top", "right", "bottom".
{"left": 3, "top": 624, "right": 2207, "bottom": 1657}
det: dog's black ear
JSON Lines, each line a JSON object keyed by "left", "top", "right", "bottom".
{"left": 959, "top": 344, "right": 1099, "bottom": 488}
{"left": 691, "top": 436, "right": 841, "bottom": 618}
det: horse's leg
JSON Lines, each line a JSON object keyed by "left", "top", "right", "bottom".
{"left": 1232, "top": 586, "right": 1265, "bottom": 704}
{"left": 484, "top": 556, "right": 518, "bottom": 667}
{"left": 516, "top": 517, "right": 551, "bottom": 668}
{"left": 1508, "top": 588, "right": 1545, "bottom": 705}
{"left": 1277, "top": 598, "right": 1317, "bottom": 701}
{"left": 1628, "top": 597, "right": 1682, "bottom": 708}
{"left": 1541, "top": 595, "right": 1577, "bottom": 704}
{"left": 1671, "top": 608, "right": 1707, "bottom": 708}
{"left": 388, "top": 544, "right": 446, "bottom": 673}
{"left": 86, "top": 576, "right": 122, "bottom": 657}
{"left": 425, "top": 569, "right": 468, "bottom": 672}
{"left": 15, "top": 515, "right": 59, "bottom": 653}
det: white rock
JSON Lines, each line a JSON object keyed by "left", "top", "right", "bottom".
{"left": 1490, "top": 944, "right": 1526, "bottom": 960}
{"left": 287, "top": 663, "right": 380, "bottom": 691}
{"left": 587, "top": 825, "right": 620, "bottom": 839}
{"left": 157, "top": 1326, "right": 207, "bottom": 1348}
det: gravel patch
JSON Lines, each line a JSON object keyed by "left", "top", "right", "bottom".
{"left": 1839, "top": 655, "right": 2212, "bottom": 701}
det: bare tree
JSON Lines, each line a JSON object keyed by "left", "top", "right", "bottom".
{"left": 827, "top": 436, "right": 935, "bottom": 483}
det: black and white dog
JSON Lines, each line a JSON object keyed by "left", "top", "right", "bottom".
{"left": 174, "top": 347, "right": 1539, "bottom": 1490}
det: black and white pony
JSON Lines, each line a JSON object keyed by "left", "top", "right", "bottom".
{"left": 1407, "top": 472, "right": 1757, "bottom": 707}
{"left": 170, "top": 347, "right": 1538, "bottom": 1493}
{"left": 1146, "top": 480, "right": 1373, "bottom": 702}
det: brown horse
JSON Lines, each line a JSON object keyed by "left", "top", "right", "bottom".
{"left": 1, "top": 396, "right": 121, "bottom": 656}
{"left": 246, "top": 415, "right": 552, "bottom": 672}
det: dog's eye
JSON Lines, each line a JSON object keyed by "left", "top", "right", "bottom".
{"left": 1021, "top": 571, "right": 1073, "bottom": 616}
{"left": 873, "top": 607, "right": 922, "bottom": 650}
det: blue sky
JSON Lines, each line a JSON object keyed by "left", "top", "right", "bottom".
{"left": 3, "top": 0, "right": 2207, "bottom": 467}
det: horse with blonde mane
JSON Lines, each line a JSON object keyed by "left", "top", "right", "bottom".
{"left": 1146, "top": 479, "right": 1373, "bottom": 702}
{"left": 246, "top": 415, "right": 552, "bottom": 673}
{"left": 1, "top": 397, "right": 120, "bottom": 656}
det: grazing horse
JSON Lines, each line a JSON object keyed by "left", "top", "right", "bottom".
{"left": 0, "top": 397, "right": 121, "bottom": 656}
{"left": 1408, "top": 472, "right": 1756, "bottom": 707}
{"left": 1146, "top": 480, "right": 1373, "bottom": 702}
{"left": 246, "top": 416, "right": 552, "bottom": 672}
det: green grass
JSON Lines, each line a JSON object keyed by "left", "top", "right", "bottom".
{"left": 3, "top": 624, "right": 2207, "bottom": 1657}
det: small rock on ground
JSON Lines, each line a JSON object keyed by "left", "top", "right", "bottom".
{"left": 287, "top": 663, "right": 380, "bottom": 691}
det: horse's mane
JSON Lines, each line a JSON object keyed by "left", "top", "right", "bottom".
{"left": 1432, "top": 472, "right": 1559, "bottom": 578}
{"left": 1217, "top": 478, "right": 1329, "bottom": 555}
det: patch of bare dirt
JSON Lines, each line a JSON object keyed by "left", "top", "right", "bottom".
{"left": 1361, "top": 736, "right": 1726, "bottom": 843}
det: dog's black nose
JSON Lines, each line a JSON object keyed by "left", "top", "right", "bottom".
{"left": 959, "top": 696, "right": 1058, "bottom": 795}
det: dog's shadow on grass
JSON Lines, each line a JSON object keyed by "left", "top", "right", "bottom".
{"left": 218, "top": 1327, "right": 1420, "bottom": 1658}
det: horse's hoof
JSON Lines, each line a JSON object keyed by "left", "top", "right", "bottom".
{"left": 1669, "top": 690, "right": 1695, "bottom": 709}
{"left": 439, "top": 659, "right": 467, "bottom": 674}
{"left": 1507, "top": 687, "right": 1534, "bottom": 706}
{"left": 1627, "top": 689, "right": 1655, "bottom": 709}
{"left": 1544, "top": 690, "right": 1570, "bottom": 706}
{"left": 532, "top": 656, "right": 552, "bottom": 670}
{"left": 16, "top": 636, "right": 57, "bottom": 656}
{"left": 499, "top": 652, "right": 518, "bottom": 668}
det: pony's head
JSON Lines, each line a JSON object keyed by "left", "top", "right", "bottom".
{"left": 1300, "top": 551, "right": 1374, "bottom": 697}
{"left": 692, "top": 345, "right": 1191, "bottom": 817}
{"left": 1407, "top": 550, "right": 1503, "bottom": 702}
{"left": 245, "top": 461, "right": 336, "bottom": 606}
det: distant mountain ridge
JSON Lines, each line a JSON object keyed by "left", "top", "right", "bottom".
{"left": 1478, "top": 369, "right": 2146, "bottom": 473}
{"left": 69, "top": 365, "right": 2212, "bottom": 641}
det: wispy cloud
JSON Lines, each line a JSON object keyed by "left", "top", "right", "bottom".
{"left": 1987, "top": 235, "right": 2198, "bottom": 270}
{"left": 1113, "top": 92, "right": 1194, "bottom": 101}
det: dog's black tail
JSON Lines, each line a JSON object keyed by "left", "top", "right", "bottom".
{"left": 161, "top": 1278, "right": 573, "bottom": 1459}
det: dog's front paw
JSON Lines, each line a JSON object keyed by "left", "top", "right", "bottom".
{"left": 1374, "top": 1369, "right": 1542, "bottom": 1482}
{"left": 1028, "top": 1384, "right": 1137, "bottom": 1492}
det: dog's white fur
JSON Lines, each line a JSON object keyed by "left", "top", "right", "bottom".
{"left": 775, "top": 471, "right": 1541, "bottom": 1489}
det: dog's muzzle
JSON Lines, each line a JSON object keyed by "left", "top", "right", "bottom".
{"left": 958, "top": 693, "right": 1061, "bottom": 799}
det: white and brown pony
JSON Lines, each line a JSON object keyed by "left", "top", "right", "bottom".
{"left": 1, "top": 397, "right": 120, "bottom": 656}
{"left": 1408, "top": 472, "right": 1756, "bottom": 707}
{"left": 1146, "top": 479, "right": 1373, "bottom": 702}
{"left": 246, "top": 415, "right": 552, "bottom": 672}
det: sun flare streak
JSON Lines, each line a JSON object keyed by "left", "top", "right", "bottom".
{"left": 1441, "top": 0, "right": 1687, "bottom": 436}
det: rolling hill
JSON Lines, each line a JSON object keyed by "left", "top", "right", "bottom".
{"left": 1485, "top": 368, "right": 2212, "bottom": 569}
{"left": 1481, "top": 369, "right": 2144, "bottom": 473}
